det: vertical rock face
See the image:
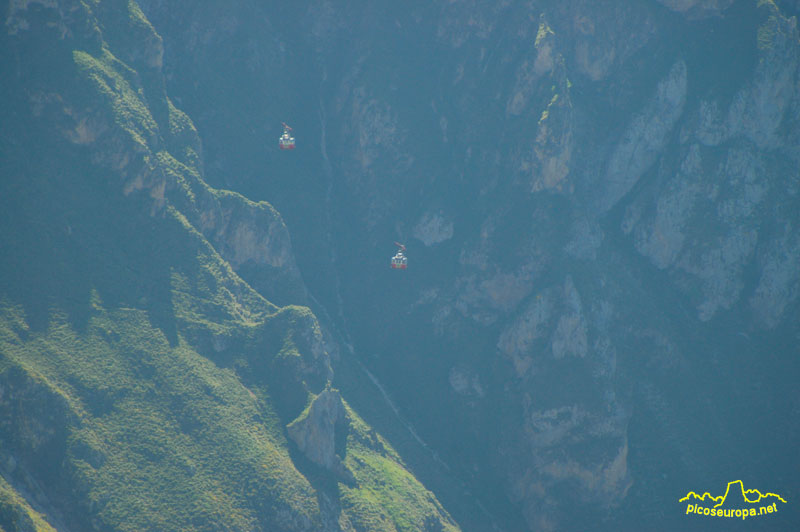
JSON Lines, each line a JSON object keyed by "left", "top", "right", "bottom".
{"left": 593, "top": 60, "right": 688, "bottom": 214}
{"left": 564, "top": 1, "right": 656, "bottom": 82}
{"left": 287, "top": 389, "right": 347, "bottom": 472}
{"left": 196, "top": 194, "right": 294, "bottom": 271}
{"left": 624, "top": 143, "right": 766, "bottom": 321}
{"left": 414, "top": 211, "right": 454, "bottom": 247}
{"left": 722, "top": 8, "right": 798, "bottom": 148}
{"left": 750, "top": 221, "right": 800, "bottom": 328}
{"left": 496, "top": 275, "right": 628, "bottom": 530}
{"left": 622, "top": 1, "right": 800, "bottom": 325}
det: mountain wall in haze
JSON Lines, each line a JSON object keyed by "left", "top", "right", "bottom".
{"left": 3, "top": 0, "right": 800, "bottom": 531}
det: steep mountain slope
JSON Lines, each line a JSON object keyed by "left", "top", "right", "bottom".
{"left": 132, "top": 0, "right": 800, "bottom": 530}
{"left": 0, "top": 1, "right": 460, "bottom": 531}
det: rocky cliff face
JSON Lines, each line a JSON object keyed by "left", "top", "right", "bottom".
{"left": 623, "top": 4, "right": 800, "bottom": 326}
{"left": 287, "top": 388, "right": 349, "bottom": 474}
{"left": 167, "top": 1, "right": 794, "bottom": 530}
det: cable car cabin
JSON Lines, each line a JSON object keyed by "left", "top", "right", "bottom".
{"left": 278, "top": 132, "right": 295, "bottom": 150}
{"left": 279, "top": 123, "right": 295, "bottom": 149}
{"left": 391, "top": 251, "right": 408, "bottom": 269}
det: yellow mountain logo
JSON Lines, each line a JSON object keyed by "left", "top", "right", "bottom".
{"left": 680, "top": 480, "right": 786, "bottom": 520}
{"left": 680, "top": 480, "right": 786, "bottom": 508}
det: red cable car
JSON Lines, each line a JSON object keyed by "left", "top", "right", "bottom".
{"left": 391, "top": 242, "right": 407, "bottom": 269}
{"left": 279, "top": 122, "right": 295, "bottom": 150}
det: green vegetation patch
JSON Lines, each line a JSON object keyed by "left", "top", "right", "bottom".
{"left": 0, "top": 301, "right": 320, "bottom": 531}
{"left": 339, "top": 406, "right": 460, "bottom": 532}
{"left": 535, "top": 18, "right": 554, "bottom": 47}
{"left": 72, "top": 48, "right": 157, "bottom": 148}
{"left": 0, "top": 474, "right": 57, "bottom": 532}
{"left": 756, "top": 12, "right": 781, "bottom": 51}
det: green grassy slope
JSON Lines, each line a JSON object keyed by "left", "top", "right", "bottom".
{"left": 0, "top": 301, "right": 320, "bottom": 531}
{"left": 0, "top": 474, "right": 57, "bottom": 532}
